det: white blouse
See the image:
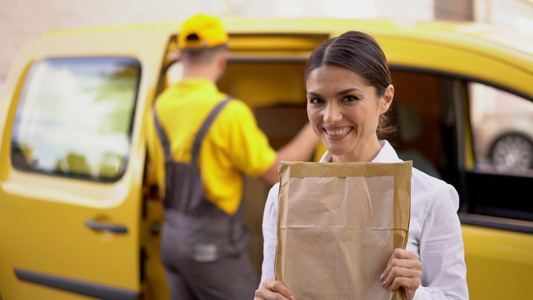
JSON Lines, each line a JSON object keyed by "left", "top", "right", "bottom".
{"left": 259, "top": 140, "right": 469, "bottom": 299}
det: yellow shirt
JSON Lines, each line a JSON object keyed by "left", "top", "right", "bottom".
{"left": 146, "top": 79, "right": 276, "bottom": 215}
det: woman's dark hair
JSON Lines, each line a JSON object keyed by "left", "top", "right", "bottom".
{"left": 304, "top": 31, "right": 395, "bottom": 138}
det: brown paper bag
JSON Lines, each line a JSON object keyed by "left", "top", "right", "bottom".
{"left": 275, "top": 161, "right": 412, "bottom": 300}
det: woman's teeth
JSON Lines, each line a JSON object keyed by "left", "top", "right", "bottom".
{"left": 326, "top": 128, "right": 352, "bottom": 137}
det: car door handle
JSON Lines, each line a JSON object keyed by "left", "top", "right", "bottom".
{"left": 85, "top": 220, "right": 128, "bottom": 234}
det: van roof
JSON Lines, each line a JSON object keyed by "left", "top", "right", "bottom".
{"left": 41, "top": 18, "right": 533, "bottom": 57}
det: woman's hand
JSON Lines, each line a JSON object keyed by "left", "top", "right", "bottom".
{"left": 380, "top": 248, "right": 422, "bottom": 300}
{"left": 255, "top": 280, "right": 295, "bottom": 300}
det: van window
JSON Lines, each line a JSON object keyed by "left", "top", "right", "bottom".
{"left": 470, "top": 83, "right": 533, "bottom": 175}
{"left": 11, "top": 57, "right": 141, "bottom": 182}
{"left": 466, "top": 82, "right": 533, "bottom": 222}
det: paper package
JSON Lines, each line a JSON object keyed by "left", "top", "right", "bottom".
{"left": 275, "top": 161, "right": 412, "bottom": 300}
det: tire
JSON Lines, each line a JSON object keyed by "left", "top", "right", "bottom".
{"left": 490, "top": 134, "right": 533, "bottom": 171}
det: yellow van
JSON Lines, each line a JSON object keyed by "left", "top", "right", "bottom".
{"left": 1, "top": 18, "right": 533, "bottom": 300}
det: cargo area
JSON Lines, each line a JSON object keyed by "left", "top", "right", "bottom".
{"left": 156, "top": 33, "right": 449, "bottom": 279}
{"left": 219, "top": 60, "right": 311, "bottom": 274}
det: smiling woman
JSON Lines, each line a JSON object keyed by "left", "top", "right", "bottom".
{"left": 255, "top": 31, "right": 469, "bottom": 300}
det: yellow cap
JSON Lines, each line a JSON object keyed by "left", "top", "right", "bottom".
{"left": 178, "top": 14, "right": 229, "bottom": 49}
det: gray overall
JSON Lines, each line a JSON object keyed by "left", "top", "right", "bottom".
{"left": 153, "top": 97, "right": 258, "bottom": 300}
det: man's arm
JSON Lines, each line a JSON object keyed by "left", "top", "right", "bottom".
{"left": 259, "top": 122, "right": 318, "bottom": 185}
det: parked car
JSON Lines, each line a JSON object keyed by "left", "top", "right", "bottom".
{"left": 1, "top": 18, "right": 532, "bottom": 300}
{"left": 470, "top": 83, "right": 533, "bottom": 174}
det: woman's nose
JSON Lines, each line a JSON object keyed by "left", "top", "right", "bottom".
{"left": 324, "top": 103, "right": 342, "bottom": 124}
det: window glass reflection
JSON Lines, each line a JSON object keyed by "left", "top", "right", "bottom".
{"left": 11, "top": 57, "right": 141, "bottom": 181}
{"left": 470, "top": 82, "right": 533, "bottom": 176}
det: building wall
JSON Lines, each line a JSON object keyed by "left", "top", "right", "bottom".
{"left": 475, "top": 0, "right": 533, "bottom": 33}
{"left": 435, "top": 0, "right": 473, "bottom": 20}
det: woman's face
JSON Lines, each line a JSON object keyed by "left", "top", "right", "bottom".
{"left": 306, "top": 64, "right": 393, "bottom": 162}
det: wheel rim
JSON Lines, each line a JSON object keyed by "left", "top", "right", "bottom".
{"left": 491, "top": 135, "right": 533, "bottom": 171}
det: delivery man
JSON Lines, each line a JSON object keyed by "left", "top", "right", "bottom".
{"left": 145, "top": 14, "right": 317, "bottom": 300}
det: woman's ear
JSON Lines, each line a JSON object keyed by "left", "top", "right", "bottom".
{"left": 380, "top": 84, "right": 394, "bottom": 114}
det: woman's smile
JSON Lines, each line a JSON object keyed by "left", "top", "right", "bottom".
{"left": 324, "top": 126, "right": 353, "bottom": 139}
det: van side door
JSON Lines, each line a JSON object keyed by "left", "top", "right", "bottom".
{"left": 0, "top": 28, "right": 169, "bottom": 299}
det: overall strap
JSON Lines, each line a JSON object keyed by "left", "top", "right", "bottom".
{"left": 152, "top": 104, "right": 172, "bottom": 163}
{"left": 152, "top": 96, "right": 232, "bottom": 163}
{"left": 191, "top": 96, "right": 232, "bottom": 162}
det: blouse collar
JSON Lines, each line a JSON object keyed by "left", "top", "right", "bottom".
{"left": 319, "top": 140, "right": 401, "bottom": 163}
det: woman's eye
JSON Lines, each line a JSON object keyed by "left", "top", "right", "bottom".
{"left": 309, "top": 97, "right": 324, "bottom": 104}
{"left": 342, "top": 95, "right": 359, "bottom": 102}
